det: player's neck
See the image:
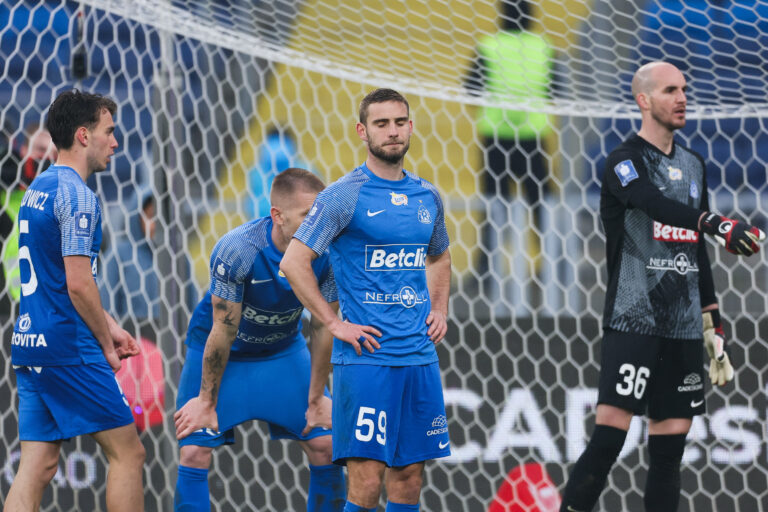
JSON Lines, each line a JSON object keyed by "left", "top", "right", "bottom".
{"left": 366, "top": 157, "right": 405, "bottom": 181}
{"left": 637, "top": 126, "right": 675, "bottom": 155}
{"left": 54, "top": 154, "right": 91, "bottom": 182}
{"left": 270, "top": 224, "right": 289, "bottom": 253}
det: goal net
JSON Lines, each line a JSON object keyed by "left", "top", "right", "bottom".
{"left": 1, "top": 1, "right": 767, "bottom": 510}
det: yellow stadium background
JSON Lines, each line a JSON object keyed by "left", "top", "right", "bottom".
{"left": 189, "top": 0, "right": 591, "bottom": 287}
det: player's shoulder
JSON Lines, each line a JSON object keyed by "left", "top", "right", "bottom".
{"left": 219, "top": 217, "right": 270, "bottom": 251}
{"left": 606, "top": 135, "right": 644, "bottom": 163}
{"left": 404, "top": 170, "right": 439, "bottom": 194}
{"left": 325, "top": 166, "right": 370, "bottom": 194}
{"left": 673, "top": 139, "right": 706, "bottom": 167}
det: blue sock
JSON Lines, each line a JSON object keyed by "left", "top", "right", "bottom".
{"left": 174, "top": 465, "right": 210, "bottom": 512}
{"left": 308, "top": 464, "right": 346, "bottom": 512}
{"left": 385, "top": 503, "right": 419, "bottom": 511}
{"left": 343, "top": 502, "right": 377, "bottom": 512}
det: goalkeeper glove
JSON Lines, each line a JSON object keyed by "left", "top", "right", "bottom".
{"left": 702, "top": 310, "right": 734, "bottom": 386}
{"left": 699, "top": 212, "right": 765, "bottom": 256}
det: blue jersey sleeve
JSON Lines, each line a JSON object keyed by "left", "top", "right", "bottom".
{"left": 294, "top": 174, "right": 367, "bottom": 255}
{"left": 422, "top": 180, "right": 450, "bottom": 256}
{"left": 319, "top": 262, "right": 338, "bottom": 303}
{"left": 208, "top": 230, "right": 261, "bottom": 303}
{"left": 56, "top": 180, "right": 99, "bottom": 257}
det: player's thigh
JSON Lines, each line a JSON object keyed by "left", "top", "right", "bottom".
{"left": 597, "top": 330, "right": 662, "bottom": 416}
{"left": 331, "top": 364, "right": 403, "bottom": 465}
{"left": 21, "top": 363, "right": 134, "bottom": 441}
{"left": 392, "top": 362, "right": 450, "bottom": 467}
{"left": 179, "top": 347, "right": 327, "bottom": 441}
{"left": 647, "top": 338, "right": 705, "bottom": 422}
{"left": 16, "top": 440, "right": 62, "bottom": 481}
{"left": 15, "top": 366, "right": 65, "bottom": 442}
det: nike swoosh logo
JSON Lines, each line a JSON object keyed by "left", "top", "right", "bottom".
{"left": 439, "top": 440, "right": 449, "bottom": 449}
{"left": 566, "top": 507, "right": 585, "bottom": 512}
{"left": 251, "top": 278, "right": 272, "bottom": 284}
{"left": 367, "top": 209, "right": 385, "bottom": 217}
{"left": 658, "top": 186, "right": 667, "bottom": 190}
{"left": 690, "top": 400, "right": 704, "bottom": 408}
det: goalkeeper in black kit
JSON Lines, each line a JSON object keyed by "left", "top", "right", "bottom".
{"left": 559, "top": 61, "right": 765, "bottom": 512}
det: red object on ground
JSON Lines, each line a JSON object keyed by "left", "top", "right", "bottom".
{"left": 488, "top": 462, "right": 562, "bottom": 512}
{"left": 116, "top": 337, "right": 165, "bottom": 431}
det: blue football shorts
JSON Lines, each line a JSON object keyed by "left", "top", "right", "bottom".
{"left": 176, "top": 346, "right": 331, "bottom": 448}
{"left": 15, "top": 362, "right": 134, "bottom": 442}
{"left": 331, "top": 362, "right": 450, "bottom": 467}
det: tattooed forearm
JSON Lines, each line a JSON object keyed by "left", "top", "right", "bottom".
{"left": 199, "top": 296, "right": 241, "bottom": 404}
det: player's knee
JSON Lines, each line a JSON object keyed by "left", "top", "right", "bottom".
{"left": 121, "top": 437, "right": 146, "bottom": 469}
{"left": 350, "top": 472, "right": 384, "bottom": 498}
{"left": 648, "top": 434, "right": 686, "bottom": 469}
{"left": 36, "top": 457, "right": 59, "bottom": 485}
{"left": 179, "top": 445, "right": 213, "bottom": 469}
{"left": 302, "top": 436, "right": 333, "bottom": 466}
{"left": 386, "top": 466, "right": 423, "bottom": 500}
{"left": 587, "top": 424, "right": 628, "bottom": 465}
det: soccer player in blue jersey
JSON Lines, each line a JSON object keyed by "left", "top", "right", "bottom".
{"left": 5, "top": 90, "right": 145, "bottom": 512}
{"left": 281, "top": 88, "right": 452, "bottom": 512}
{"left": 173, "top": 168, "right": 346, "bottom": 511}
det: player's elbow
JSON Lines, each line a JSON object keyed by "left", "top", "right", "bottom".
{"left": 66, "top": 275, "right": 91, "bottom": 302}
{"left": 279, "top": 245, "right": 302, "bottom": 280}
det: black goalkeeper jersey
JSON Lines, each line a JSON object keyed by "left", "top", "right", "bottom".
{"left": 600, "top": 134, "right": 714, "bottom": 339}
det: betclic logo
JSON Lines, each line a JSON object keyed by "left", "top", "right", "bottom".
{"left": 365, "top": 244, "right": 427, "bottom": 271}
{"left": 652, "top": 221, "right": 699, "bottom": 243}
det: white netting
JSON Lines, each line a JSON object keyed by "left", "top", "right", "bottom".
{"left": 1, "top": 1, "right": 767, "bottom": 510}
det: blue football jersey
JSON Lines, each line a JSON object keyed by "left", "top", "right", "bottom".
{"left": 11, "top": 166, "right": 105, "bottom": 366}
{"left": 185, "top": 217, "right": 337, "bottom": 360}
{"left": 293, "top": 163, "right": 450, "bottom": 366}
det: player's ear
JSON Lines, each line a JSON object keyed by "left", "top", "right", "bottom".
{"left": 270, "top": 205, "right": 282, "bottom": 224}
{"left": 356, "top": 122, "right": 368, "bottom": 142}
{"left": 636, "top": 92, "right": 650, "bottom": 111}
{"left": 75, "top": 126, "right": 89, "bottom": 147}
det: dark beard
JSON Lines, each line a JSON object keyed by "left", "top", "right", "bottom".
{"left": 369, "top": 140, "right": 410, "bottom": 164}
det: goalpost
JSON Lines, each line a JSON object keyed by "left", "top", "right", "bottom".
{"left": 1, "top": 1, "right": 767, "bottom": 510}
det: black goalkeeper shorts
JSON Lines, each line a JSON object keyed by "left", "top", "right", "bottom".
{"left": 597, "top": 329, "right": 706, "bottom": 420}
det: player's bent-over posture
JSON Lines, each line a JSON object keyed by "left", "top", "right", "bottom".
{"left": 559, "top": 62, "right": 764, "bottom": 512}
{"left": 5, "top": 90, "right": 145, "bottom": 512}
{"left": 173, "top": 168, "right": 345, "bottom": 512}
{"left": 280, "top": 88, "right": 452, "bottom": 512}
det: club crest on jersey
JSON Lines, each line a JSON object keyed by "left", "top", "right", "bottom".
{"left": 304, "top": 201, "right": 325, "bottom": 227}
{"left": 689, "top": 182, "right": 699, "bottom": 198}
{"left": 213, "top": 257, "right": 231, "bottom": 282}
{"left": 417, "top": 203, "right": 432, "bottom": 224}
{"left": 614, "top": 160, "right": 639, "bottom": 187}
{"left": 74, "top": 212, "right": 92, "bottom": 237}
{"left": 668, "top": 166, "right": 682, "bottom": 180}
{"left": 390, "top": 192, "right": 408, "bottom": 206}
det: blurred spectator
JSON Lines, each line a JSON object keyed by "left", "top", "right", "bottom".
{"left": 465, "top": 0, "right": 555, "bottom": 315}
{"left": 1, "top": 123, "right": 57, "bottom": 308}
{"left": 636, "top": 0, "right": 768, "bottom": 195}
{"left": 100, "top": 189, "right": 160, "bottom": 340}
{"left": 245, "top": 126, "right": 310, "bottom": 219}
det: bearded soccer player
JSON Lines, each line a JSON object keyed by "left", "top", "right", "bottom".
{"left": 173, "top": 168, "right": 345, "bottom": 512}
{"left": 280, "top": 88, "right": 452, "bottom": 512}
{"left": 559, "top": 62, "right": 764, "bottom": 512}
{"left": 5, "top": 90, "right": 145, "bottom": 512}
